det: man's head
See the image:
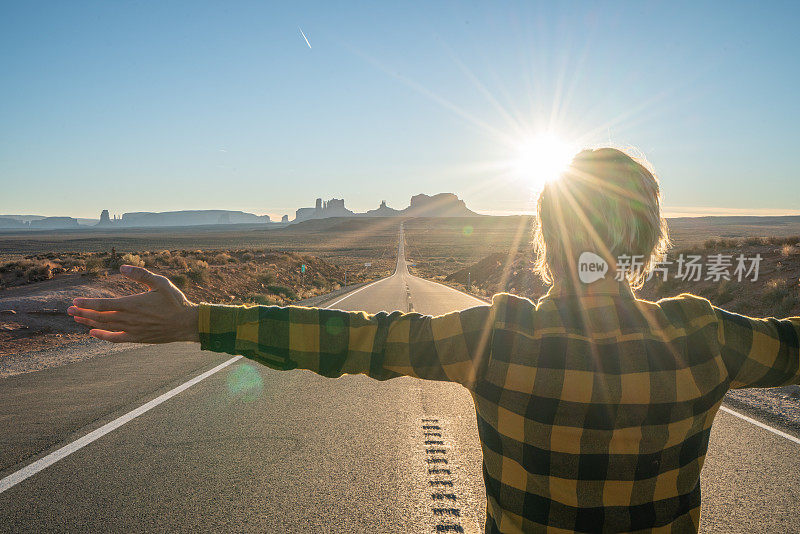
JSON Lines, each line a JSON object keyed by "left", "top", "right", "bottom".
{"left": 533, "top": 147, "right": 670, "bottom": 289}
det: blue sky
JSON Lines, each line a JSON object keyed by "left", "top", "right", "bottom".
{"left": 1, "top": 1, "right": 798, "bottom": 220}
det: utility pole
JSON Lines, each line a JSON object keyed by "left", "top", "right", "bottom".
{"left": 467, "top": 271, "right": 471, "bottom": 289}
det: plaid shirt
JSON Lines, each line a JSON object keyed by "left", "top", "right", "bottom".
{"left": 198, "top": 278, "right": 800, "bottom": 533}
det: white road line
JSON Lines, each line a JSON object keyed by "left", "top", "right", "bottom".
{"left": 0, "top": 355, "right": 242, "bottom": 495}
{"left": 0, "top": 266, "right": 394, "bottom": 494}
{"left": 325, "top": 277, "right": 389, "bottom": 308}
{"left": 719, "top": 405, "right": 800, "bottom": 445}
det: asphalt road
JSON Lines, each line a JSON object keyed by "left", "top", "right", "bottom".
{"left": 1, "top": 225, "right": 799, "bottom": 533}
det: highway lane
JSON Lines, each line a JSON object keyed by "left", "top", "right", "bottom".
{"left": 1, "top": 224, "right": 799, "bottom": 532}
{"left": 701, "top": 410, "right": 800, "bottom": 532}
{"left": 0, "top": 226, "right": 488, "bottom": 533}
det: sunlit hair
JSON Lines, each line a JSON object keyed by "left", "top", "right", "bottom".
{"left": 533, "top": 147, "right": 670, "bottom": 290}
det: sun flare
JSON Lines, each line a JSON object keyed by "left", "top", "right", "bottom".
{"left": 513, "top": 133, "right": 577, "bottom": 189}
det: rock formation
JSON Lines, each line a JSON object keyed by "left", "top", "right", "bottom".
{"left": 29, "top": 217, "right": 80, "bottom": 229}
{"left": 1, "top": 192, "right": 479, "bottom": 231}
{"left": 98, "top": 209, "right": 112, "bottom": 226}
{"left": 293, "top": 193, "right": 478, "bottom": 223}
{"left": 359, "top": 200, "right": 401, "bottom": 217}
{"left": 0, "top": 217, "right": 27, "bottom": 229}
{"left": 295, "top": 198, "right": 355, "bottom": 222}
{"left": 401, "top": 193, "right": 477, "bottom": 217}
{"left": 120, "top": 210, "right": 270, "bottom": 227}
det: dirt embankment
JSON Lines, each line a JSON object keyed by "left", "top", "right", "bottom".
{"left": 441, "top": 236, "right": 800, "bottom": 319}
{"left": 0, "top": 248, "right": 373, "bottom": 357}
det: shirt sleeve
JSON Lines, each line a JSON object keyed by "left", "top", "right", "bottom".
{"left": 197, "top": 300, "right": 496, "bottom": 388}
{"left": 711, "top": 303, "right": 800, "bottom": 389}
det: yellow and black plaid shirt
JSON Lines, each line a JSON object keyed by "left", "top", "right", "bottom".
{"left": 198, "top": 278, "right": 800, "bottom": 533}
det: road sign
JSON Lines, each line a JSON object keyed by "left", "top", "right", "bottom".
{"left": 301, "top": 264, "right": 306, "bottom": 273}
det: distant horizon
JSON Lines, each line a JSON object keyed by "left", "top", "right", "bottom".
{"left": 5, "top": 202, "right": 800, "bottom": 223}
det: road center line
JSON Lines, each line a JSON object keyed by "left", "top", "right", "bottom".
{"left": 719, "top": 405, "right": 800, "bottom": 445}
{"left": 0, "top": 355, "right": 242, "bottom": 495}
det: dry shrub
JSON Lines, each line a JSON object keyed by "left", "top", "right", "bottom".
{"left": 120, "top": 253, "right": 145, "bottom": 268}
{"left": 211, "top": 253, "right": 233, "bottom": 265}
{"left": 244, "top": 293, "right": 278, "bottom": 306}
{"left": 764, "top": 279, "right": 788, "bottom": 299}
{"left": 768, "top": 235, "right": 800, "bottom": 246}
{"left": 0, "top": 259, "right": 31, "bottom": 275}
{"left": 763, "top": 279, "right": 798, "bottom": 317}
{"left": 170, "top": 274, "right": 188, "bottom": 289}
{"left": 185, "top": 259, "right": 210, "bottom": 284}
{"left": 61, "top": 257, "right": 86, "bottom": 271}
{"left": 781, "top": 244, "right": 797, "bottom": 257}
{"left": 258, "top": 271, "right": 276, "bottom": 285}
{"left": 714, "top": 280, "right": 735, "bottom": 305}
{"left": 25, "top": 262, "right": 52, "bottom": 282}
{"left": 149, "top": 250, "right": 172, "bottom": 266}
{"left": 85, "top": 257, "right": 103, "bottom": 274}
{"left": 266, "top": 284, "right": 297, "bottom": 300}
{"left": 704, "top": 238, "right": 739, "bottom": 250}
{"left": 142, "top": 255, "right": 158, "bottom": 268}
{"left": 169, "top": 256, "right": 189, "bottom": 270}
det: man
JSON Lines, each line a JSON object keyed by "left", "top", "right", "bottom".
{"left": 69, "top": 148, "right": 800, "bottom": 532}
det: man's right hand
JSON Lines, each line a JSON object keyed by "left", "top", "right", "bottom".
{"left": 68, "top": 265, "right": 200, "bottom": 344}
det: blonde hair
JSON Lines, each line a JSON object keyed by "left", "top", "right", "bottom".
{"left": 533, "top": 147, "right": 670, "bottom": 290}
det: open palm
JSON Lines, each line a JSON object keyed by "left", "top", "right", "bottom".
{"left": 68, "top": 265, "right": 199, "bottom": 343}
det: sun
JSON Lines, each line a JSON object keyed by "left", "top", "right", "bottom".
{"left": 512, "top": 133, "right": 577, "bottom": 189}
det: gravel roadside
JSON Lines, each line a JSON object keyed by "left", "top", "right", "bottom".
{"left": 0, "top": 337, "right": 135, "bottom": 379}
{"left": 723, "top": 386, "right": 800, "bottom": 438}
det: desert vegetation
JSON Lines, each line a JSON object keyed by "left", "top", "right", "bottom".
{"left": 425, "top": 234, "right": 800, "bottom": 318}
{"left": 0, "top": 248, "right": 373, "bottom": 306}
{"left": 0, "top": 218, "right": 401, "bottom": 355}
{"left": 4, "top": 217, "right": 800, "bottom": 358}
{"left": 0, "top": 217, "right": 400, "bottom": 277}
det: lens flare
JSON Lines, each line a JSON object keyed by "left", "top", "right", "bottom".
{"left": 226, "top": 363, "right": 263, "bottom": 402}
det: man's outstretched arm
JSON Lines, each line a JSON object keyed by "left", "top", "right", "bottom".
{"left": 69, "top": 265, "right": 496, "bottom": 387}
{"left": 198, "top": 300, "right": 494, "bottom": 386}
{"left": 712, "top": 303, "right": 800, "bottom": 389}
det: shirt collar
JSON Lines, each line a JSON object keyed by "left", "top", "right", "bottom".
{"left": 538, "top": 277, "right": 635, "bottom": 303}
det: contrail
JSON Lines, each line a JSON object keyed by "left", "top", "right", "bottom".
{"left": 298, "top": 27, "right": 311, "bottom": 49}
